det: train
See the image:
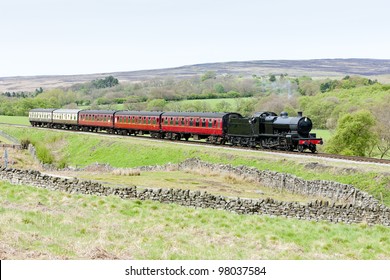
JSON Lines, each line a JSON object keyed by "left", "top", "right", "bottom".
{"left": 28, "top": 108, "right": 323, "bottom": 152}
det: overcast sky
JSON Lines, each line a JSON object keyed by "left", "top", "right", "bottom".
{"left": 1, "top": 0, "right": 389, "bottom": 77}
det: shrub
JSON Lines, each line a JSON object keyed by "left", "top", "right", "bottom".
{"left": 20, "top": 138, "right": 31, "bottom": 149}
{"left": 35, "top": 144, "right": 54, "bottom": 164}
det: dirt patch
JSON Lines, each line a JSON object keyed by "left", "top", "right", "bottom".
{"left": 88, "top": 247, "right": 120, "bottom": 260}
{"left": 0, "top": 243, "right": 57, "bottom": 260}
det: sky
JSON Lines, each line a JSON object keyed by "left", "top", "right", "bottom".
{"left": 1, "top": 0, "right": 390, "bottom": 77}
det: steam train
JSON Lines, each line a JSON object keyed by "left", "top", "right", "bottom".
{"left": 28, "top": 108, "right": 323, "bottom": 153}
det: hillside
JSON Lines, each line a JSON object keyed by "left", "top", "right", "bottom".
{"left": 1, "top": 58, "right": 390, "bottom": 92}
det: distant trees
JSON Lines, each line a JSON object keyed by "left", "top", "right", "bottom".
{"left": 147, "top": 99, "right": 167, "bottom": 111}
{"left": 215, "top": 100, "right": 232, "bottom": 112}
{"left": 91, "top": 76, "right": 119, "bottom": 89}
{"left": 214, "top": 83, "right": 225, "bottom": 93}
{"left": 35, "top": 87, "right": 43, "bottom": 94}
{"left": 201, "top": 71, "right": 217, "bottom": 82}
{"left": 269, "top": 74, "right": 276, "bottom": 82}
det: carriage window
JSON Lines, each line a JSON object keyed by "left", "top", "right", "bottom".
{"left": 164, "top": 118, "right": 168, "bottom": 125}
{"left": 202, "top": 119, "right": 206, "bottom": 127}
{"left": 190, "top": 118, "right": 193, "bottom": 126}
{"left": 181, "top": 118, "right": 185, "bottom": 125}
{"left": 209, "top": 119, "right": 213, "bottom": 128}
{"left": 176, "top": 118, "right": 179, "bottom": 125}
{"left": 214, "top": 120, "right": 217, "bottom": 127}
{"left": 195, "top": 119, "right": 200, "bottom": 127}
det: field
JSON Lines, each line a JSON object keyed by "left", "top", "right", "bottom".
{"left": 0, "top": 115, "right": 30, "bottom": 126}
{"left": 1, "top": 181, "right": 390, "bottom": 260}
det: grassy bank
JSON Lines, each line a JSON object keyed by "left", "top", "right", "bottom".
{"left": 1, "top": 181, "right": 390, "bottom": 260}
{"left": 0, "top": 115, "right": 30, "bottom": 126}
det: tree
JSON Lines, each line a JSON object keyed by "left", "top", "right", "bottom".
{"left": 91, "top": 76, "right": 119, "bottom": 89}
{"left": 234, "top": 98, "right": 255, "bottom": 117}
{"left": 325, "top": 110, "right": 378, "bottom": 156}
{"left": 147, "top": 98, "right": 167, "bottom": 111}
{"left": 372, "top": 97, "right": 390, "bottom": 158}
{"left": 201, "top": 71, "right": 216, "bottom": 82}
{"left": 269, "top": 74, "right": 276, "bottom": 82}
{"left": 214, "top": 83, "right": 225, "bottom": 93}
{"left": 215, "top": 100, "right": 232, "bottom": 112}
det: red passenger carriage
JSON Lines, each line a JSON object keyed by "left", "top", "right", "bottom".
{"left": 160, "top": 112, "right": 242, "bottom": 143}
{"left": 114, "top": 111, "right": 163, "bottom": 136}
{"left": 78, "top": 110, "right": 116, "bottom": 132}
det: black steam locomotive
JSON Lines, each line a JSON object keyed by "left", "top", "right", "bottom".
{"left": 227, "top": 111, "right": 322, "bottom": 153}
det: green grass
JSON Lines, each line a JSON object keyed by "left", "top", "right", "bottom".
{"left": 0, "top": 115, "right": 30, "bottom": 125}
{"left": 1, "top": 124, "right": 389, "bottom": 206}
{"left": 1, "top": 181, "right": 390, "bottom": 260}
{"left": 312, "top": 129, "right": 332, "bottom": 142}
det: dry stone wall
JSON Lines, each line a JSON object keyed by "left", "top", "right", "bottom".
{"left": 136, "top": 158, "right": 380, "bottom": 208}
{"left": 1, "top": 159, "right": 389, "bottom": 227}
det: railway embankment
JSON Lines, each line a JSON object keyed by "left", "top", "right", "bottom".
{"left": 1, "top": 158, "right": 389, "bottom": 227}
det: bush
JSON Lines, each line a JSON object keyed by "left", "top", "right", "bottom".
{"left": 35, "top": 144, "right": 54, "bottom": 164}
{"left": 20, "top": 138, "right": 31, "bottom": 149}
{"left": 325, "top": 110, "right": 378, "bottom": 156}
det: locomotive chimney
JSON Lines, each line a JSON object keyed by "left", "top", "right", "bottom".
{"left": 297, "top": 111, "right": 303, "bottom": 117}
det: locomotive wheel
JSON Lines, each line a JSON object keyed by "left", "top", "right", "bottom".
{"left": 240, "top": 138, "right": 249, "bottom": 147}
{"left": 297, "top": 145, "right": 304, "bottom": 153}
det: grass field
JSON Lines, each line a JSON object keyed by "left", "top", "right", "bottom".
{"left": 1, "top": 181, "right": 390, "bottom": 260}
{"left": 0, "top": 115, "right": 30, "bottom": 126}
{"left": 312, "top": 129, "right": 332, "bottom": 142}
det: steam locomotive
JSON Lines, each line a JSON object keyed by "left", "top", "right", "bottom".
{"left": 29, "top": 109, "right": 322, "bottom": 153}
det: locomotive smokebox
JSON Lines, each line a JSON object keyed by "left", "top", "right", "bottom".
{"left": 297, "top": 111, "right": 303, "bottom": 117}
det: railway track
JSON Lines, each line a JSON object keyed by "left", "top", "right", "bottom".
{"left": 1, "top": 122, "right": 390, "bottom": 165}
